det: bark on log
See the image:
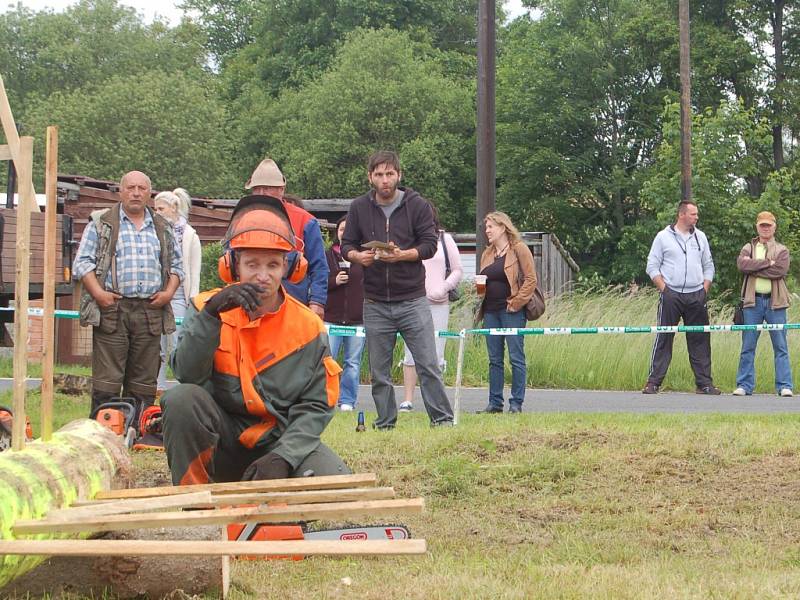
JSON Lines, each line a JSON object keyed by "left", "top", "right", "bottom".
{"left": 1, "top": 526, "right": 228, "bottom": 599}
{"left": 0, "top": 418, "right": 131, "bottom": 588}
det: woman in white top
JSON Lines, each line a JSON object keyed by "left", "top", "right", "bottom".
{"left": 400, "top": 206, "right": 463, "bottom": 411}
{"left": 154, "top": 190, "right": 202, "bottom": 395}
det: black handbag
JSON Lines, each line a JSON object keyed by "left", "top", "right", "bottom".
{"left": 441, "top": 232, "right": 460, "bottom": 302}
{"left": 734, "top": 243, "right": 752, "bottom": 326}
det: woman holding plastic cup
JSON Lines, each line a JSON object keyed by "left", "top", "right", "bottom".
{"left": 476, "top": 212, "right": 537, "bottom": 413}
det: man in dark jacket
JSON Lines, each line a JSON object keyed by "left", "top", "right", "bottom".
{"left": 341, "top": 150, "right": 454, "bottom": 429}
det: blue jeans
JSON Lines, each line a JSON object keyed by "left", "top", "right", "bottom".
{"left": 483, "top": 309, "right": 527, "bottom": 409}
{"left": 735, "top": 295, "right": 793, "bottom": 394}
{"left": 328, "top": 329, "right": 366, "bottom": 407}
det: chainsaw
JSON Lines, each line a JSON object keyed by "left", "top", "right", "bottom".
{"left": 227, "top": 522, "right": 411, "bottom": 560}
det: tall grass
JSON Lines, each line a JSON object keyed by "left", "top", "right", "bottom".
{"left": 423, "top": 286, "right": 800, "bottom": 393}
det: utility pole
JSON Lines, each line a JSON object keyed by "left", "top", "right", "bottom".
{"left": 679, "top": 0, "right": 692, "bottom": 202}
{"left": 476, "top": 0, "right": 496, "bottom": 259}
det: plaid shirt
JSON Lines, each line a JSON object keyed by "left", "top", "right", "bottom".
{"left": 73, "top": 208, "right": 184, "bottom": 298}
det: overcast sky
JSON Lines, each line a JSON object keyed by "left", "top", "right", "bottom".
{"left": 4, "top": 0, "right": 532, "bottom": 25}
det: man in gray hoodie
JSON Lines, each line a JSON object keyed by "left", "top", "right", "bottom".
{"left": 643, "top": 200, "right": 721, "bottom": 395}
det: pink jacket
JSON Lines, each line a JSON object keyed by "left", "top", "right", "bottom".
{"left": 424, "top": 232, "right": 463, "bottom": 304}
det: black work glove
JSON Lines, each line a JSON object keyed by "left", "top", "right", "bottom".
{"left": 204, "top": 283, "right": 264, "bottom": 318}
{"left": 242, "top": 452, "right": 292, "bottom": 481}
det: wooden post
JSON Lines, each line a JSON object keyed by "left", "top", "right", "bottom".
{"left": 11, "top": 136, "right": 34, "bottom": 451}
{"left": 41, "top": 126, "right": 58, "bottom": 441}
{"left": 0, "top": 75, "right": 38, "bottom": 211}
{"left": 476, "top": 0, "right": 496, "bottom": 260}
{"left": 678, "top": 0, "right": 692, "bottom": 202}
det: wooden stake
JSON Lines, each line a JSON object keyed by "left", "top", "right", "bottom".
{"left": 11, "top": 136, "right": 33, "bottom": 451}
{"left": 94, "top": 472, "right": 378, "bottom": 500}
{"left": 0, "top": 539, "right": 427, "bottom": 557}
{"left": 0, "top": 75, "right": 38, "bottom": 210}
{"left": 0, "top": 144, "right": 11, "bottom": 160}
{"left": 13, "top": 498, "right": 425, "bottom": 535}
{"left": 41, "top": 126, "right": 58, "bottom": 441}
{"left": 71, "top": 486, "right": 396, "bottom": 509}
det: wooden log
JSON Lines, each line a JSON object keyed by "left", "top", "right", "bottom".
{"left": 1, "top": 526, "right": 230, "bottom": 599}
{"left": 0, "top": 418, "right": 131, "bottom": 588}
{"left": 95, "top": 472, "right": 378, "bottom": 499}
{"left": 70, "top": 486, "right": 396, "bottom": 510}
{"left": 14, "top": 498, "right": 426, "bottom": 535}
{"left": 0, "top": 538, "right": 427, "bottom": 556}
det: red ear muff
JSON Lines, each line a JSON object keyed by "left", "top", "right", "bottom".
{"left": 287, "top": 254, "right": 308, "bottom": 284}
{"left": 217, "top": 250, "right": 236, "bottom": 283}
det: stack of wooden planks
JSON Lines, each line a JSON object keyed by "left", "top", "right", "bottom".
{"left": 1, "top": 473, "right": 426, "bottom": 598}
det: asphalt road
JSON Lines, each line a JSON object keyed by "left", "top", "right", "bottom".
{"left": 6, "top": 378, "right": 799, "bottom": 415}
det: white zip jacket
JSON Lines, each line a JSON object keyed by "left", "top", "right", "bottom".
{"left": 646, "top": 225, "right": 714, "bottom": 293}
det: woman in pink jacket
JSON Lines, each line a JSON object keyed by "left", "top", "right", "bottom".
{"left": 400, "top": 207, "right": 463, "bottom": 411}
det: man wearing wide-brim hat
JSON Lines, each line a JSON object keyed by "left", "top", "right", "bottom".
{"left": 733, "top": 210, "right": 793, "bottom": 397}
{"left": 244, "top": 158, "right": 328, "bottom": 319}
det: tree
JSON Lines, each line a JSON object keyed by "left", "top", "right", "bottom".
{"left": 230, "top": 28, "right": 476, "bottom": 229}
{"left": 218, "top": 0, "right": 480, "bottom": 99}
{"left": 22, "top": 70, "right": 238, "bottom": 196}
{"left": 496, "top": 0, "right": 766, "bottom": 282}
{"left": 0, "top": 0, "right": 208, "bottom": 112}
{"left": 625, "top": 100, "right": 779, "bottom": 292}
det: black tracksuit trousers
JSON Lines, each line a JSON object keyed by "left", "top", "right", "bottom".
{"left": 647, "top": 288, "right": 713, "bottom": 388}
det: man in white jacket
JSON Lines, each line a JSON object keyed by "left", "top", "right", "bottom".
{"left": 643, "top": 200, "right": 720, "bottom": 395}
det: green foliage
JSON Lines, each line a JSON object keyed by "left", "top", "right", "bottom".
{"left": 199, "top": 242, "right": 224, "bottom": 292}
{"left": 0, "top": 0, "right": 207, "bottom": 110}
{"left": 631, "top": 100, "right": 782, "bottom": 292}
{"left": 219, "top": 0, "right": 479, "bottom": 99}
{"left": 22, "top": 70, "right": 239, "bottom": 196}
{"left": 233, "top": 28, "right": 476, "bottom": 230}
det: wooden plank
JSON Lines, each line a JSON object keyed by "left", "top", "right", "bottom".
{"left": 46, "top": 491, "right": 214, "bottom": 520}
{"left": 13, "top": 498, "right": 425, "bottom": 535}
{"left": 41, "top": 126, "right": 58, "bottom": 441}
{"left": 11, "top": 137, "right": 33, "bottom": 451}
{"left": 94, "top": 473, "right": 378, "bottom": 500}
{"left": 0, "top": 75, "right": 38, "bottom": 211}
{"left": 0, "top": 539, "right": 427, "bottom": 557}
{"left": 71, "top": 486, "right": 396, "bottom": 509}
{"left": 0, "top": 144, "right": 10, "bottom": 161}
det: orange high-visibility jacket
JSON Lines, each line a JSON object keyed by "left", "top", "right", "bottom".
{"left": 172, "top": 288, "right": 342, "bottom": 468}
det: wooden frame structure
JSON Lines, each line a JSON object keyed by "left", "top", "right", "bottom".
{"left": 0, "top": 74, "right": 58, "bottom": 448}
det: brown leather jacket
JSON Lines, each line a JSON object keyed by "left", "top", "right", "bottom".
{"left": 737, "top": 238, "right": 791, "bottom": 309}
{"left": 477, "top": 240, "right": 538, "bottom": 321}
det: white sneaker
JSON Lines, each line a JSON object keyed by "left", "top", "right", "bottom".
{"left": 398, "top": 401, "right": 413, "bottom": 412}
{"left": 780, "top": 388, "right": 794, "bottom": 397}
{"left": 732, "top": 387, "right": 747, "bottom": 396}
{"left": 339, "top": 404, "right": 354, "bottom": 411}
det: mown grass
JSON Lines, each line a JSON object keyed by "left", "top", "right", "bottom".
{"left": 229, "top": 410, "right": 800, "bottom": 599}
{"left": 5, "top": 394, "right": 800, "bottom": 598}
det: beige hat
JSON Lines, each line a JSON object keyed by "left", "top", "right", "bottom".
{"left": 756, "top": 211, "right": 776, "bottom": 225}
{"left": 245, "top": 158, "right": 286, "bottom": 189}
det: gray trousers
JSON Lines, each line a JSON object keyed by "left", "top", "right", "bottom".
{"left": 363, "top": 296, "right": 454, "bottom": 428}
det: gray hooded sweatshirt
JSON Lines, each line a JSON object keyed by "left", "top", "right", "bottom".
{"left": 646, "top": 225, "right": 714, "bottom": 293}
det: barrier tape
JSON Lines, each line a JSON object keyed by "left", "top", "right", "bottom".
{"left": 2, "top": 308, "right": 798, "bottom": 336}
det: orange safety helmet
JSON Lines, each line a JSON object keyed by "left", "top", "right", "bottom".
{"left": 218, "top": 195, "right": 308, "bottom": 284}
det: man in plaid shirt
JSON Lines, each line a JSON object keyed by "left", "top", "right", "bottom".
{"left": 74, "top": 171, "right": 183, "bottom": 418}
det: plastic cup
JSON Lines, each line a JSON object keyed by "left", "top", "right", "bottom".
{"left": 475, "top": 275, "right": 487, "bottom": 296}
